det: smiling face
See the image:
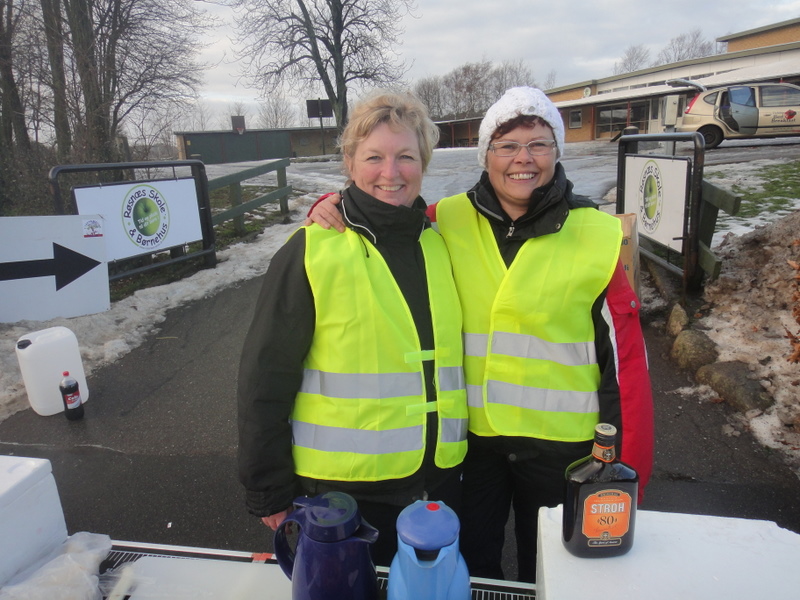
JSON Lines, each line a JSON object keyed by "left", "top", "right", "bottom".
{"left": 344, "top": 122, "right": 423, "bottom": 208}
{"left": 486, "top": 121, "right": 557, "bottom": 220}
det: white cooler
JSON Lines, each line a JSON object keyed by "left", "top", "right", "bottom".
{"left": 537, "top": 505, "right": 800, "bottom": 599}
{"left": 15, "top": 326, "right": 89, "bottom": 416}
{"left": 0, "top": 455, "right": 68, "bottom": 587}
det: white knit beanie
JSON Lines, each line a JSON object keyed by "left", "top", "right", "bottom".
{"left": 477, "top": 86, "right": 565, "bottom": 168}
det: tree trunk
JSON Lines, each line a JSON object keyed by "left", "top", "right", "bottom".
{"left": 0, "top": 0, "right": 31, "bottom": 153}
{"left": 63, "top": 0, "right": 109, "bottom": 163}
{"left": 41, "top": 0, "right": 72, "bottom": 162}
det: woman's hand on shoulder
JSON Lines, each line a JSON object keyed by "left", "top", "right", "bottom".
{"left": 304, "top": 193, "right": 346, "bottom": 232}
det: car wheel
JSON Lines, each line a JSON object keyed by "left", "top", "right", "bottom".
{"left": 698, "top": 125, "right": 723, "bottom": 149}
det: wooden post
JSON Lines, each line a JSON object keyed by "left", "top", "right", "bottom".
{"left": 229, "top": 182, "right": 245, "bottom": 236}
{"left": 277, "top": 167, "right": 289, "bottom": 215}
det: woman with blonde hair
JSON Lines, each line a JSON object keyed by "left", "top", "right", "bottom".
{"left": 237, "top": 90, "right": 468, "bottom": 566}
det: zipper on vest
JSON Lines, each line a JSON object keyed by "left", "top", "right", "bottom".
{"left": 357, "top": 234, "right": 370, "bottom": 257}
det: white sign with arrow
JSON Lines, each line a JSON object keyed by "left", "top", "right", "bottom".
{"left": 0, "top": 215, "right": 109, "bottom": 323}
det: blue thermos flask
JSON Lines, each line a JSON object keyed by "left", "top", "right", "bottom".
{"left": 387, "top": 500, "right": 471, "bottom": 600}
{"left": 274, "top": 491, "right": 379, "bottom": 600}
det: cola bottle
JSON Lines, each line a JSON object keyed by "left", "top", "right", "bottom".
{"left": 59, "top": 371, "right": 84, "bottom": 421}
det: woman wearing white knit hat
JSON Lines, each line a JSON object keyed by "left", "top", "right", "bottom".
{"left": 307, "top": 86, "right": 654, "bottom": 583}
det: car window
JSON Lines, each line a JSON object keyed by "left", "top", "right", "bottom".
{"left": 729, "top": 87, "right": 756, "bottom": 107}
{"left": 760, "top": 85, "right": 800, "bottom": 107}
{"left": 703, "top": 91, "right": 718, "bottom": 106}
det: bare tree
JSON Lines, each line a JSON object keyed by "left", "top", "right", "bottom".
{"left": 414, "top": 75, "right": 445, "bottom": 120}
{"left": 258, "top": 94, "right": 295, "bottom": 129}
{"left": 62, "top": 0, "right": 210, "bottom": 164}
{"left": 13, "top": 4, "right": 52, "bottom": 145}
{"left": 489, "top": 59, "right": 534, "bottom": 102}
{"left": 190, "top": 99, "right": 215, "bottom": 132}
{"left": 0, "top": 0, "right": 32, "bottom": 153}
{"left": 219, "top": 100, "right": 250, "bottom": 130}
{"left": 414, "top": 60, "right": 548, "bottom": 120}
{"left": 613, "top": 44, "right": 650, "bottom": 75}
{"left": 125, "top": 103, "right": 184, "bottom": 161}
{"left": 40, "top": 0, "right": 71, "bottom": 160}
{"left": 227, "top": 0, "right": 413, "bottom": 129}
{"left": 653, "top": 29, "right": 716, "bottom": 66}
{"left": 542, "top": 69, "right": 557, "bottom": 91}
{"left": 443, "top": 59, "right": 494, "bottom": 119}
{"left": 0, "top": 0, "right": 212, "bottom": 215}
{"left": 0, "top": 0, "right": 31, "bottom": 215}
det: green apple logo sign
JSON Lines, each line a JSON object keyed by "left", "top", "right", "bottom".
{"left": 133, "top": 197, "right": 160, "bottom": 236}
{"left": 643, "top": 175, "right": 658, "bottom": 219}
{"left": 122, "top": 184, "right": 170, "bottom": 249}
{"left": 638, "top": 161, "right": 662, "bottom": 234}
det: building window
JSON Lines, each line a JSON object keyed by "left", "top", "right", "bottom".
{"left": 569, "top": 110, "right": 582, "bottom": 129}
{"left": 595, "top": 101, "right": 650, "bottom": 138}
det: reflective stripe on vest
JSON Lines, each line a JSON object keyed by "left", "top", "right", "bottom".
{"left": 292, "top": 225, "right": 467, "bottom": 481}
{"left": 293, "top": 421, "right": 423, "bottom": 454}
{"left": 300, "top": 366, "right": 465, "bottom": 398}
{"left": 464, "top": 331, "right": 599, "bottom": 413}
{"left": 437, "top": 194, "right": 621, "bottom": 442}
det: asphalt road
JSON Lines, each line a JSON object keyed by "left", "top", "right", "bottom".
{"left": 2, "top": 264, "right": 800, "bottom": 578}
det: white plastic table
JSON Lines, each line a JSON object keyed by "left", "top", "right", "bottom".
{"left": 537, "top": 505, "right": 800, "bottom": 599}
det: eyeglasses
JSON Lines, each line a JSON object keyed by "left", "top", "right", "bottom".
{"left": 489, "top": 139, "right": 556, "bottom": 157}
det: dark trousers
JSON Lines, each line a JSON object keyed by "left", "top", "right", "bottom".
{"left": 459, "top": 434, "right": 589, "bottom": 583}
{"left": 357, "top": 501, "right": 405, "bottom": 568}
{"left": 357, "top": 470, "right": 463, "bottom": 568}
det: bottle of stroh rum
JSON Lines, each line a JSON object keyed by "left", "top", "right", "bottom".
{"left": 562, "top": 423, "right": 638, "bottom": 558}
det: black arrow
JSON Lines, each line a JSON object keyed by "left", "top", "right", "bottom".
{"left": 0, "top": 243, "right": 101, "bottom": 290}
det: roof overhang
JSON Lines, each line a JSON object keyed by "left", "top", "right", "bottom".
{"left": 555, "top": 57, "right": 800, "bottom": 109}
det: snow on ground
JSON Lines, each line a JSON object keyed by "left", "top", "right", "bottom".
{"left": 700, "top": 210, "right": 800, "bottom": 474}
{"left": 1, "top": 144, "right": 798, "bottom": 475}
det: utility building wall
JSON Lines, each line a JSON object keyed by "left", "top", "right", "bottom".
{"left": 724, "top": 20, "right": 800, "bottom": 52}
{"left": 175, "top": 127, "right": 339, "bottom": 164}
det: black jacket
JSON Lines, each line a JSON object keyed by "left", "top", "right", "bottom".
{"left": 466, "top": 162, "right": 598, "bottom": 264}
{"left": 237, "top": 185, "right": 460, "bottom": 518}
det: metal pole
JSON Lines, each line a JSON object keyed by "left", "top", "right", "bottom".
{"left": 684, "top": 132, "right": 706, "bottom": 294}
{"left": 615, "top": 127, "right": 639, "bottom": 214}
{"left": 318, "top": 99, "right": 325, "bottom": 155}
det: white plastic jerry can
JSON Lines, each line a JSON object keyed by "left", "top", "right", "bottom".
{"left": 15, "top": 326, "right": 89, "bottom": 416}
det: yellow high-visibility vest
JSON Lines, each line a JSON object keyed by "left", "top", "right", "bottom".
{"left": 292, "top": 225, "right": 467, "bottom": 481}
{"left": 436, "top": 194, "right": 621, "bottom": 442}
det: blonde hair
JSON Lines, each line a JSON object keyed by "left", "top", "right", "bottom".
{"left": 339, "top": 90, "right": 440, "bottom": 174}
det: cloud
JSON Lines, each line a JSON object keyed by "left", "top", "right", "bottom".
{"left": 398, "top": 0, "right": 797, "bottom": 85}
{"left": 193, "top": 1, "right": 800, "bottom": 114}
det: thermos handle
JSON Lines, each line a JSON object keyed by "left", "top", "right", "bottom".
{"left": 274, "top": 515, "right": 301, "bottom": 580}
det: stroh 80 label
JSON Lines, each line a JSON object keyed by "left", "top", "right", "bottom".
{"left": 581, "top": 489, "right": 632, "bottom": 544}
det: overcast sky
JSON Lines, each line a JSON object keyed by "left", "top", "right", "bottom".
{"left": 195, "top": 1, "right": 800, "bottom": 117}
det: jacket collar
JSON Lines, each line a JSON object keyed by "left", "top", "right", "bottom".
{"left": 466, "top": 162, "right": 591, "bottom": 240}
{"left": 340, "top": 184, "right": 429, "bottom": 245}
